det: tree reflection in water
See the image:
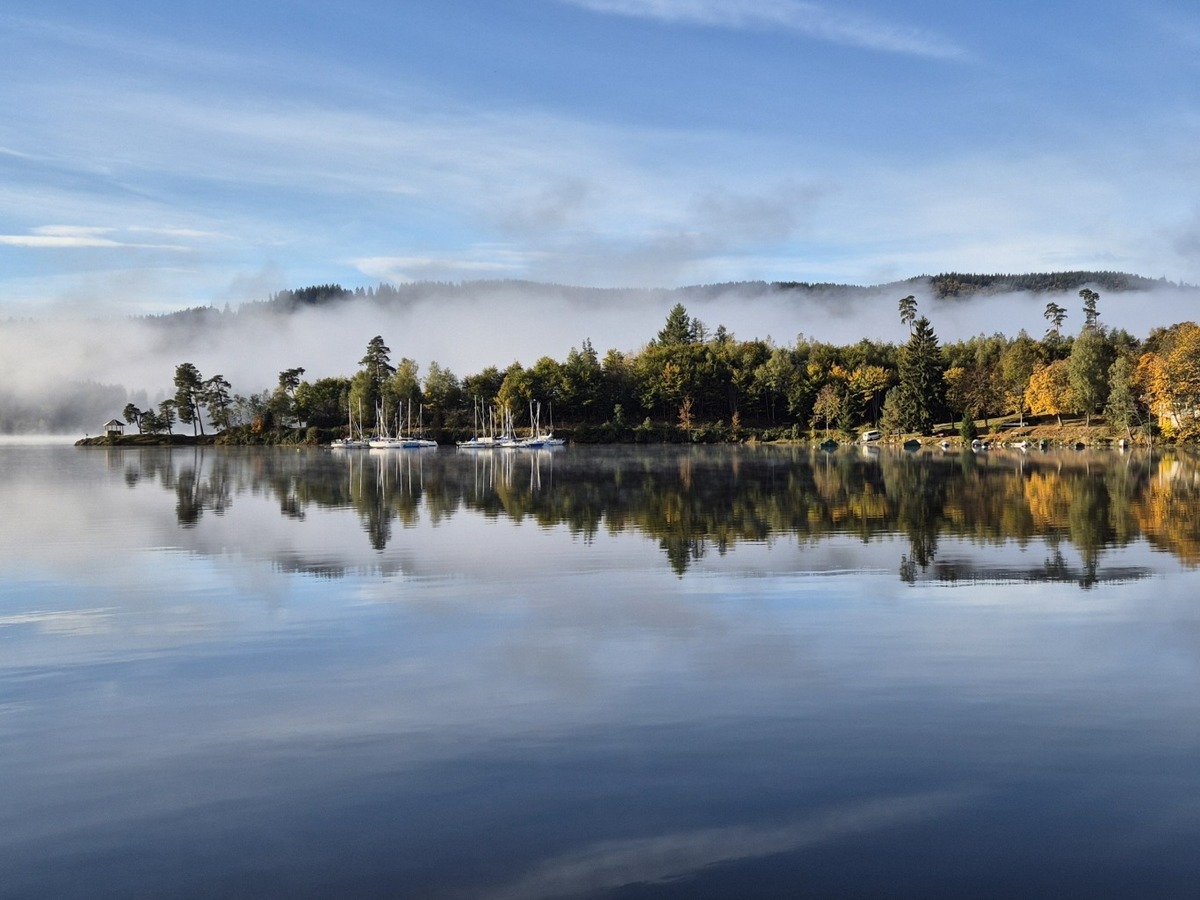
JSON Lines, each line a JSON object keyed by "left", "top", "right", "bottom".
{"left": 115, "top": 445, "right": 1200, "bottom": 586}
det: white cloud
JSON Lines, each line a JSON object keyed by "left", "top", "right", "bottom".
{"left": 0, "top": 226, "right": 196, "bottom": 252}
{"left": 0, "top": 233, "right": 122, "bottom": 249}
{"left": 555, "top": 0, "right": 969, "bottom": 60}
{"left": 353, "top": 251, "right": 536, "bottom": 283}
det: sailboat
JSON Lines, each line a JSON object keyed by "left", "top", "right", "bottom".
{"left": 519, "top": 400, "right": 565, "bottom": 448}
{"left": 458, "top": 398, "right": 501, "bottom": 449}
{"left": 369, "top": 401, "right": 437, "bottom": 449}
{"left": 330, "top": 400, "right": 370, "bottom": 448}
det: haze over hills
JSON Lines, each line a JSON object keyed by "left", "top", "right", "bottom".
{"left": 2, "top": 271, "right": 1196, "bottom": 434}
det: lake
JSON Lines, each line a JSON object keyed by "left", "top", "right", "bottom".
{"left": 3, "top": 441, "right": 1200, "bottom": 898}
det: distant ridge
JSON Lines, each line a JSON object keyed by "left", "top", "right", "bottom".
{"left": 130, "top": 270, "right": 1189, "bottom": 324}
{"left": 921, "top": 271, "right": 1178, "bottom": 299}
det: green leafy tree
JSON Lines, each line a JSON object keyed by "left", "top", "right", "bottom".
{"left": 561, "top": 340, "right": 603, "bottom": 422}
{"left": 1068, "top": 326, "right": 1115, "bottom": 426}
{"left": 944, "top": 360, "right": 1003, "bottom": 427}
{"left": 462, "top": 366, "right": 505, "bottom": 405}
{"left": 723, "top": 339, "right": 772, "bottom": 421}
{"left": 811, "top": 382, "right": 843, "bottom": 437}
{"left": 496, "top": 361, "right": 531, "bottom": 427}
{"left": 601, "top": 349, "right": 637, "bottom": 423}
{"left": 231, "top": 391, "right": 272, "bottom": 432}
{"left": 295, "top": 376, "right": 351, "bottom": 429}
{"left": 849, "top": 364, "right": 892, "bottom": 426}
{"left": 422, "top": 362, "right": 463, "bottom": 428}
{"left": 999, "top": 332, "right": 1041, "bottom": 423}
{"left": 272, "top": 367, "right": 305, "bottom": 425}
{"left": 384, "top": 358, "right": 422, "bottom": 429}
{"left": 752, "top": 347, "right": 798, "bottom": 423}
{"left": 1104, "top": 355, "right": 1138, "bottom": 441}
{"left": 527, "top": 356, "right": 565, "bottom": 410}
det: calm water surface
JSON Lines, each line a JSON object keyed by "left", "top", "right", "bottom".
{"left": 3, "top": 442, "right": 1200, "bottom": 898}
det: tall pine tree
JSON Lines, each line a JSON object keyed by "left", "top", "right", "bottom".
{"left": 895, "top": 316, "right": 945, "bottom": 435}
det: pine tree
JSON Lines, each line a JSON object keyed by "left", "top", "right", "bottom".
{"left": 895, "top": 316, "right": 944, "bottom": 435}
{"left": 173, "top": 362, "right": 205, "bottom": 436}
{"left": 656, "top": 303, "right": 696, "bottom": 345}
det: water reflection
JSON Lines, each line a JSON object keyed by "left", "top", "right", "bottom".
{"left": 99, "top": 444, "right": 1200, "bottom": 586}
{"left": 7, "top": 443, "right": 1200, "bottom": 898}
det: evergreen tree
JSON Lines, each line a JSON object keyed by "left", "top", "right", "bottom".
{"left": 879, "top": 385, "right": 904, "bottom": 437}
{"left": 358, "top": 336, "right": 395, "bottom": 429}
{"left": 898, "top": 295, "right": 917, "bottom": 332}
{"left": 204, "top": 375, "right": 234, "bottom": 431}
{"left": 1079, "top": 289, "right": 1100, "bottom": 329}
{"left": 656, "top": 303, "right": 696, "bottom": 345}
{"left": 173, "top": 362, "right": 205, "bottom": 436}
{"left": 1044, "top": 301, "right": 1067, "bottom": 345}
{"left": 123, "top": 402, "right": 144, "bottom": 434}
{"left": 895, "top": 316, "right": 945, "bottom": 435}
{"left": 157, "top": 399, "right": 177, "bottom": 436}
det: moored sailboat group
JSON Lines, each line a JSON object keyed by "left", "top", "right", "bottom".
{"left": 331, "top": 398, "right": 566, "bottom": 450}
{"left": 456, "top": 399, "right": 564, "bottom": 450}
{"left": 331, "top": 400, "right": 438, "bottom": 450}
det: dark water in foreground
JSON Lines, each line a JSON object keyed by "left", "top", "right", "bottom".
{"left": 3, "top": 442, "right": 1200, "bottom": 898}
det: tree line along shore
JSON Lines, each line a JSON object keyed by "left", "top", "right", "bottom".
{"left": 80, "top": 288, "right": 1200, "bottom": 447}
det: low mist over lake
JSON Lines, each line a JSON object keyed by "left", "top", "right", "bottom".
{"left": 3, "top": 274, "right": 1197, "bottom": 434}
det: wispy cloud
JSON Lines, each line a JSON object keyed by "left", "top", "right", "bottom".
{"left": 353, "top": 250, "right": 539, "bottom": 283}
{"left": 0, "top": 225, "right": 194, "bottom": 251}
{"left": 555, "top": 0, "right": 968, "bottom": 60}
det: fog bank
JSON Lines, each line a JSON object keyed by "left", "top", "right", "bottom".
{"left": 2, "top": 280, "right": 1197, "bottom": 433}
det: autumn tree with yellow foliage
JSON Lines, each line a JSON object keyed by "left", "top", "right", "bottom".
{"left": 1025, "top": 359, "right": 1076, "bottom": 426}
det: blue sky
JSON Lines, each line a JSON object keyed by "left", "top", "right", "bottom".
{"left": 2, "top": 0, "right": 1199, "bottom": 315}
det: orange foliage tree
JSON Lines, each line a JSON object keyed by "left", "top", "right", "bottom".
{"left": 1024, "top": 359, "right": 1075, "bottom": 426}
